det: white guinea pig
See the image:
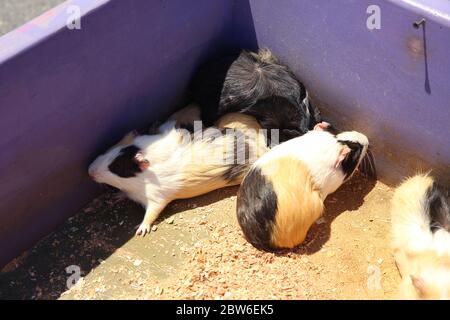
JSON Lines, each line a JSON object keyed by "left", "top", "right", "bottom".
{"left": 88, "top": 108, "right": 268, "bottom": 236}
{"left": 391, "top": 174, "right": 450, "bottom": 299}
{"left": 236, "top": 129, "right": 373, "bottom": 251}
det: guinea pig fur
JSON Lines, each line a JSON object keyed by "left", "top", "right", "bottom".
{"left": 146, "top": 102, "right": 201, "bottom": 135}
{"left": 391, "top": 174, "right": 450, "bottom": 299}
{"left": 236, "top": 129, "right": 370, "bottom": 251}
{"left": 89, "top": 112, "right": 268, "bottom": 237}
{"left": 191, "top": 48, "right": 322, "bottom": 142}
{"left": 158, "top": 102, "right": 201, "bottom": 133}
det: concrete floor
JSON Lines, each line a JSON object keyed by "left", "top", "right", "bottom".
{"left": 0, "top": 0, "right": 66, "bottom": 36}
{"left": 0, "top": 172, "right": 401, "bottom": 300}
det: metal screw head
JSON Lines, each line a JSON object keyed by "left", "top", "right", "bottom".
{"left": 413, "top": 18, "right": 426, "bottom": 29}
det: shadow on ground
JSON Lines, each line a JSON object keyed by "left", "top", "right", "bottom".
{"left": 268, "top": 172, "right": 376, "bottom": 257}
{"left": 0, "top": 186, "right": 237, "bottom": 300}
{"left": 0, "top": 172, "right": 380, "bottom": 300}
{"left": 304, "top": 173, "right": 377, "bottom": 254}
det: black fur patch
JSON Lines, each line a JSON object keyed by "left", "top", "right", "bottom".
{"left": 191, "top": 52, "right": 240, "bottom": 126}
{"left": 337, "top": 140, "right": 364, "bottom": 178}
{"left": 108, "top": 145, "right": 142, "bottom": 178}
{"left": 359, "top": 148, "right": 377, "bottom": 179}
{"left": 191, "top": 50, "right": 322, "bottom": 136}
{"left": 426, "top": 182, "right": 450, "bottom": 233}
{"left": 218, "top": 51, "right": 304, "bottom": 113}
{"left": 306, "top": 99, "right": 322, "bottom": 129}
{"left": 244, "top": 96, "right": 307, "bottom": 144}
{"left": 178, "top": 122, "right": 195, "bottom": 133}
{"left": 236, "top": 167, "right": 278, "bottom": 251}
{"left": 222, "top": 163, "right": 250, "bottom": 183}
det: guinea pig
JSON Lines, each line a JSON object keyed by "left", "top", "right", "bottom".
{"left": 158, "top": 102, "right": 201, "bottom": 133}
{"left": 236, "top": 129, "right": 372, "bottom": 251}
{"left": 88, "top": 112, "right": 268, "bottom": 236}
{"left": 146, "top": 102, "right": 201, "bottom": 135}
{"left": 391, "top": 173, "right": 450, "bottom": 299}
{"left": 191, "top": 48, "right": 322, "bottom": 143}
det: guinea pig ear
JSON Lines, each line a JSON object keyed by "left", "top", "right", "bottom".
{"left": 313, "top": 122, "right": 330, "bottom": 131}
{"left": 133, "top": 152, "right": 150, "bottom": 171}
{"left": 335, "top": 146, "right": 352, "bottom": 168}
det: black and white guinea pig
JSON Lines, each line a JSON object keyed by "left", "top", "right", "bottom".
{"left": 191, "top": 48, "right": 322, "bottom": 143}
{"left": 236, "top": 129, "right": 372, "bottom": 251}
{"left": 88, "top": 109, "right": 268, "bottom": 237}
{"left": 391, "top": 174, "right": 450, "bottom": 299}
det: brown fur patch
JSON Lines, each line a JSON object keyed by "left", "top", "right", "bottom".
{"left": 215, "top": 113, "right": 262, "bottom": 131}
{"left": 262, "top": 156, "right": 324, "bottom": 249}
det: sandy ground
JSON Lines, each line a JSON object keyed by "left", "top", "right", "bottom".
{"left": 0, "top": 172, "right": 401, "bottom": 300}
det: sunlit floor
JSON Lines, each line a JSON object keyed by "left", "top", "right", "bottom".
{"left": 0, "top": 172, "right": 401, "bottom": 300}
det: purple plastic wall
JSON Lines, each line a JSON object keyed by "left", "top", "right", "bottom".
{"left": 238, "top": 0, "right": 449, "bottom": 186}
{"left": 0, "top": 0, "right": 234, "bottom": 267}
{"left": 0, "top": 0, "right": 449, "bottom": 267}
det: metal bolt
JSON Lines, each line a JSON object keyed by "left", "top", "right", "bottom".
{"left": 413, "top": 18, "right": 426, "bottom": 29}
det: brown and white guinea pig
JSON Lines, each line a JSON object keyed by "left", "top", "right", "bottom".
{"left": 191, "top": 48, "right": 323, "bottom": 144}
{"left": 391, "top": 174, "right": 450, "bottom": 299}
{"left": 88, "top": 109, "right": 268, "bottom": 237}
{"left": 236, "top": 128, "right": 372, "bottom": 251}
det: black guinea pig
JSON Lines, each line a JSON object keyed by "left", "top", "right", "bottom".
{"left": 191, "top": 48, "right": 322, "bottom": 144}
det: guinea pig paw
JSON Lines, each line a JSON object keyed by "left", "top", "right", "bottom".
{"left": 135, "top": 223, "right": 151, "bottom": 237}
